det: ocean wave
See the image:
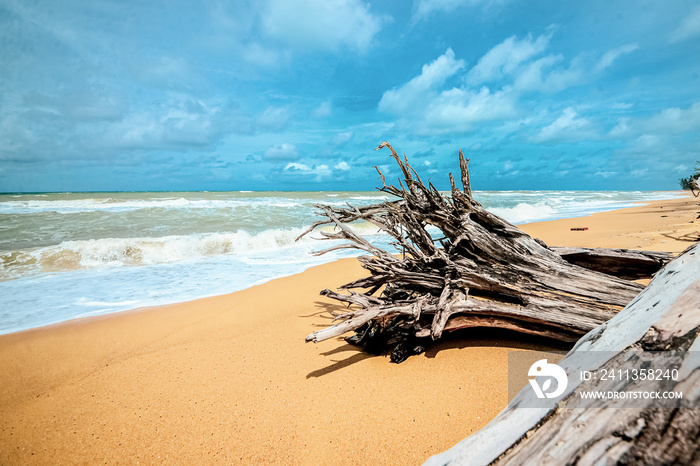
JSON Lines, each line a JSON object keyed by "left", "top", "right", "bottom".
{"left": 349, "top": 195, "right": 391, "bottom": 201}
{"left": 0, "top": 197, "right": 301, "bottom": 214}
{"left": 0, "top": 198, "right": 195, "bottom": 213}
{"left": 270, "top": 202, "right": 300, "bottom": 208}
{"left": 75, "top": 298, "right": 141, "bottom": 307}
{"left": 489, "top": 203, "right": 557, "bottom": 224}
{"left": 317, "top": 221, "right": 382, "bottom": 236}
{"left": 0, "top": 228, "right": 317, "bottom": 280}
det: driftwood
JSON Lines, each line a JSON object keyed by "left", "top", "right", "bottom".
{"left": 425, "top": 242, "right": 700, "bottom": 466}
{"left": 300, "top": 142, "right": 672, "bottom": 362}
{"left": 551, "top": 247, "right": 672, "bottom": 280}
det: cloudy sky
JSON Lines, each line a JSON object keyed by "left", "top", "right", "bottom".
{"left": 1, "top": 0, "right": 699, "bottom": 192}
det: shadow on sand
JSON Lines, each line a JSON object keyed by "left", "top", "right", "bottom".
{"left": 423, "top": 327, "right": 572, "bottom": 359}
{"left": 303, "top": 297, "right": 573, "bottom": 378}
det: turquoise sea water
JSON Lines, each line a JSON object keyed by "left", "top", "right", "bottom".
{"left": 0, "top": 190, "right": 682, "bottom": 334}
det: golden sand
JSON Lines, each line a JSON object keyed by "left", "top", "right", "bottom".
{"left": 0, "top": 194, "right": 697, "bottom": 464}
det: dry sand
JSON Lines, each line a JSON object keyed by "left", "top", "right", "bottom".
{"left": 520, "top": 194, "right": 699, "bottom": 253}
{"left": 0, "top": 194, "right": 697, "bottom": 465}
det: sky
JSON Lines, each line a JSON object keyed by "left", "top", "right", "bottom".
{"left": 1, "top": 0, "right": 700, "bottom": 192}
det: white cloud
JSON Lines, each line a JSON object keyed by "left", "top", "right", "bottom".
{"left": 264, "top": 142, "right": 299, "bottom": 160}
{"left": 210, "top": 0, "right": 386, "bottom": 64}
{"left": 315, "top": 165, "right": 331, "bottom": 177}
{"left": 512, "top": 54, "right": 597, "bottom": 94}
{"left": 378, "top": 33, "right": 644, "bottom": 135}
{"left": 311, "top": 101, "right": 333, "bottom": 118}
{"left": 423, "top": 86, "right": 518, "bottom": 132}
{"left": 283, "top": 161, "right": 332, "bottom": 180}
{"left": 634, "top": 134, "right": 663, "bottom": 149}
{"left": 611, "top": 129, "right": 699, "bottom": 176}
{"left": 645, "top": 102, "right": 700, "bottom": 134}
{"left": 594, "top": 170, "right": 616, "bottom": 178}
{"left": 594, "top": 43, "right": 638, "bottom": 73}
{"left": 531, "top": 107, "right": 594, "bottom": 143}
{"left": 413, "top": 0, "right": 473, "bottom": 19}
{"left": 334, "top": 161, "right": 351, "bottom": 171}
{"left": 379, "top": 48, "right": 517, "bottom": 133}
{"left": 126, "top": 56, "right": 199, "bottom": 90}
{"left": 109, "top": 98, "right": 248, "bottom": 151}
{"left": 411, "top": 0, "right": 508, "bottom": 22}
{"left": 467, "top": 33, "right": 551, "bottom": 86}
{"left": 609, "top": 102, "right": 700, "bottom": 140}
{"left": 466, "top": 35, "right": 639, "bottom": 93}
{"left": 331, "top": 131, "right": 354, "bottom": 146}
{"left": 539, "top": 61, "right": 587, "bottom": 92}
{"left": 609, "top": 117, "right": 631, "bottom": 137}
{"left": 238, "top": 42, "right": 284, "bottom": 68}
{"left": 261, "top": 0, "right": 385, "bottom": 53}
{"left": 512, "top": 55, "right": 562, "bottom": 90}
{"left": 284, "top": 162, "right": 311, "bottom": 171}
{"left": 205, "top": 3, "right": 287, "bottom": 68}
{"left": 670, "top": 5, "right": 700, "bottom": 43}
{"left": 316, "top": 131, "right": 355, "bottom": 158}
{"left": 379, "top": 48, "right": 465, "bottom": 114}
{"left": 257, "top": 106, "right": 291, "bottom": 132}
{"left": 611, "top": 102, "right": 634, "bottom": 110}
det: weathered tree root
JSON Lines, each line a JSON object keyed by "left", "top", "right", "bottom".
{"left": 299, "top": 142, "right": 672, "bottom": 362}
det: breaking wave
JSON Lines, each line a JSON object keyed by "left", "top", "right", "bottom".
{"left": 0, "top": 197, "right": 308, "bottom": 214}
{"left": 0, "top": 228, "right": 310, "bottom": 280}
{"left": 0, "top": 222, "right": 384, "bottom": 281}
{"left": 489, "top": 203, "right": 558, "bottom": 224}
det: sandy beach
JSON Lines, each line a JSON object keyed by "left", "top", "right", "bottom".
{"left": 0, "top": 194, "right": 697, "bottom": 465}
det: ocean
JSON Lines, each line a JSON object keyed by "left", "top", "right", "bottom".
{"left": 0, "top": 190, "right": 681, "bottom": 335}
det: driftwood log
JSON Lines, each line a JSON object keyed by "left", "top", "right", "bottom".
{"left": 426, "top": 242, "right": 700, "bottom": 466}
{"left": 550, "top": 247, "right": 672, "bottom": 280}
{"left": 300, "top": 142, "right": 672, "bottom": 362}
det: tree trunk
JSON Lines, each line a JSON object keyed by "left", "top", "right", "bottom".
{"left": 299, "top": 142, "right": 670, "bottom": 362}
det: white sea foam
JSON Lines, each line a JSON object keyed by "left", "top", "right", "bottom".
{"left": 489, "top": 203, "right": 557, "bottom": 224}
{"left": 0, "top": 196, "right": 307, "bottom": 214}
{"left": 75, "top": 298, "right": 141, "bottom": 307}
{"left": 350, "top": 195, "right": 390, "bottom": 200}
{"left": 270, "top": 202, "right": 300, "bottom": 208}
{"left": 0, "top": 228, "right": 318, "bottom": 280}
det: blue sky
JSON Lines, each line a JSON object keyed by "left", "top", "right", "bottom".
{"left": 1, "top": 0, "right": 699, "bottom": 192}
